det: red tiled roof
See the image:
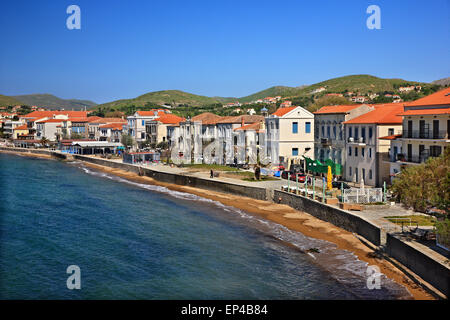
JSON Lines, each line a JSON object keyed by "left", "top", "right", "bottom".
{"left": 136, "top": 109, "right": 168, "bottom": 117}
{"left": 397, "top": 107, "right": 450, "bottom": 116}
{"left": 99, "top": 123, "right": 125, "bottom": 130}
{"left": 272, "top": 106, "right": 296, "bottom": 117}
{"left": 343, "top": 103, "right": 404, "bottom": 124}
{"left": 38, "top": 119, "right": 64, "bottom": 123}
{"left": 404, "top": 87, "right": 450, "bottom": 107}
{"left": 22, "top": 110, "right": 88, "bottom": 119}
{"left": 191, "top": 112, "right": 223, "bottom": 125}
{"left": 217, "top": 115, "right": 264, "bottom": 124}
{"left": 313, "top": 104, "right": 362, "bottom": 114}
{"left": 152, "top": 113, "right": 185, "bottom": 124}
{"left": 379, "top": 134, "right": 402, "bottom": 140}
{"left": 233, "top": 121, "right": 265, "bottom": 132}
{"left": 14, "top": 124, "right": 29, "bottom": 130}
{"left": 89, "top": 117, "right": 127, "bottom": 124}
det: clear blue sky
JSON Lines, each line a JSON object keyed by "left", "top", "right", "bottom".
{"left": 0, "top": 0, "right": 449, "bottom": 104}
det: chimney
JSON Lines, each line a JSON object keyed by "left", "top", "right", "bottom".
{"left": 241, "top": 117, "right": 245, "bottom": 127}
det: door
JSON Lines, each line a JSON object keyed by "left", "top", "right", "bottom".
{"left": 407, "top": 144, "right": 412, "bottom": 162}
{"left": 419, "top": 145, "right": 425, "bottom": 162}
{"left": 419, "top": 120, "right": 425, "bottom": 138}
{"left": 407, "top": 121, "right": 412, "bottom": 138}
{"left": 433, "top": 120, "right": 439, "bottom": 139}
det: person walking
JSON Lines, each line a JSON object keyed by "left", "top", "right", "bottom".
{"left": 210, "top": 169, "right": 214, "bottom": 179}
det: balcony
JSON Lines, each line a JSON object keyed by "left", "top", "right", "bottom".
{"left": 396, "top": 153, "right": 430, "bottom": 164}
{"left": 321, "top": 138, "right": 331, "bottom": 146}
{"left": 347, "top": 137, "right": 366, "bottom": 145}
{"left": 402, "top": 130, "right": 448, "bottom": 140}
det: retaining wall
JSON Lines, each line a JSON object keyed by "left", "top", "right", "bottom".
{"left": 274, "top": 189, "right": 381, "bottom": 246}
{"left": 386, "top": 233, "right": 450, "bottom": 298}
{"left": 73, "top": 155, "right": 268, "bottom": 201}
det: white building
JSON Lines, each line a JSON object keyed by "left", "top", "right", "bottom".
{"left": 265, "top": 106, "right": 314, "bottom": 166}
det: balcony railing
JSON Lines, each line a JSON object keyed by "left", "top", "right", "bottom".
{"left": 402, "top": 130, "right": 448, "bottom": 139}
{"left": 396, "top": 153, "right": 430, "bottom": 164}
{"left": 347, "top": 137, "right": 366, "bottom": 144}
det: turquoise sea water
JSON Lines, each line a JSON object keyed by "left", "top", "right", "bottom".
{"left": 0, "top": 153, "right": 411, "bottom": 299}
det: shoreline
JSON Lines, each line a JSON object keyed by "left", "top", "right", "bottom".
{"left": 0, "top": 150, "right": 435, "bottom": 300}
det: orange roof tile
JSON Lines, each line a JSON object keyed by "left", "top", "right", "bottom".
{"left": 89, "top": 117, "right": 127, "bottom": 124}
{"left": 379, "top": 134, "right": 402, "bottom": 140}
{"left": 313, "top": 104, "right": 362, "bottom": 114}
{"left": 191, "top": 112, "right": 223, "bottom": 125}
{"left": 404, "top": 87, "right": 450, "bottom": 107}
{"left": 14, "top": 124, "right": 29, "bottom": 130}
{"left": 343, "top": 103, "right": 404, "bottom": 124}
{"left": 217, "top": 115, "right": 264, "bottom": 124}
{"left": 99, "top": 123, "right": 125, "bottom": 130}
{"left": 233, "top": 121, "right": 265, "bottom": 132}
{"left": 38, "top": 119, "right": 64, "bottom": 123}
{"left": 397, "top": 107, "right": 450, "bottom": 116}
{"left": 22, "top": 110, "right": 88, "bottom": 118}
{"left": 152, "top": 113, "right": 184, "bottom": 124}
{"left": 271, "top": 107, "right": 296, "bottom": 117}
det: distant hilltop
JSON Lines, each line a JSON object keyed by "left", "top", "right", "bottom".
{"left": 0, "top": 93, "right": 97, "bottom": 110}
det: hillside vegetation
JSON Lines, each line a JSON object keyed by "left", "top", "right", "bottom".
{"left": 10, "top": 94, "right": 97, "bottom": 110}
{"left": 0, "top": 94, "right": 22, "bottom": 107}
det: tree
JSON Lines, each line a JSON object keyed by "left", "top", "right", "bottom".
{"left": 308, "top": 96, "right": 354, "bottom": 113}
{"left": 40, "top": 137, "right": 49, "bottom": 147}
{"left": 121, "top": 134, "right": 134, "bottom": 149}
{"left": 156, "top": 141, "right": 169, "bottom": 150}
{"left": 391, "top": 148, "right": 450, "bottom": 213}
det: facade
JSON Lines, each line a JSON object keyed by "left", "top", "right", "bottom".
{"left": 343, "top": 103, "right": 404, "bottom": 187}
{"left": 145, "top": 113, "right": 184, "bottom": 145}
{"left": 98, "top": 123, "right": 125, "bottom": 142}
{"left": 233, "top": 121, "right": 266, "bottom": 165}
{"left": 313, "top": 104, "right": 374, "bottom": 177}
{"left": 127, "top": 109, "right": 171, "bottom": 142}
{"left": 385, "top": 88, "right": 450, "bottom": 178}
{"left": 265, "top": 106, "right": 314, "bottom": 166}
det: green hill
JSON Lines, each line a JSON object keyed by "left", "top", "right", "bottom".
{"left": 11, "top": 94, "right": 97, "bottom": 110}
{"left": 0, "top": 94, "right": 22, "bottom": 107}
{"left": 98, "top": 90, "right": 226, "bottom": 109}
{"left": 238, "top": 85, "right": 308, "bottom": 103}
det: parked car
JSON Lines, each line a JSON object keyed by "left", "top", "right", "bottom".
{"left": 332, "top": 181, "right": 351, "bottom": 189}
{"left": 281, "top": 171, "right": 306, "bottom": 183}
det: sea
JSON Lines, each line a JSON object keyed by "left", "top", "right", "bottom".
{"left": 0, "top": 153, "right": 411, "bottom": 299}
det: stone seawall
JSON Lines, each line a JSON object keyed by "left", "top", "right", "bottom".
{"left": 274, "top": 189, "right": 382, "bottom": 246}
{"left": 73, "top": 155, "right": 268, "bottom": 201}
{"left": 386, "top": 233, "right": 450, "bottom": 298}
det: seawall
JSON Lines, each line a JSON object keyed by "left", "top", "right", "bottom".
{"left": 274, "top": 189, "right": 381, "bottom": 246}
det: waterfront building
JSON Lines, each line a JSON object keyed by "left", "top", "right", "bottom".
{"left": 3, "top": 120, "right": 25, "bottom": 138}
{"left": 127, "top": 109, "right": 171, "bottom": 143}
{"left": 343, "top": 103, "right": 404, "bottom": 187}
{"left": 384, "top": 88, "right": 450, "bottom": 181}
{"left": 145, "top": 113, "right": 184, "bottom": 145}
{"left": 313, "top": 104, "right": 374, "bottom": 177}
{"left": 87, "top": 118, "right": 127, "bottom": 141}
{"left": 265, "top": 106, "right": 314, "bottom": 166}
{"left": 35, "top": 119, "right": 64, "bottom": 141}
{"left": 233, "top": 120, "right": 266, "bottom": 165}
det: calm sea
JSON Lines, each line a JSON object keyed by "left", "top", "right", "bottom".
{"left": 0, "top": 153, "right": 411, "bottom": 299}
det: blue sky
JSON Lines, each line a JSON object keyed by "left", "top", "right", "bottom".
{"left": 0, "top": 0, "right": 449, "bottom": 103}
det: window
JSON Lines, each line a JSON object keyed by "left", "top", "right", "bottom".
{"left": 348, "top": 147, "right": 352, "bottom": 156}
{"left": 362, "top": 168, "right": 366, "bottom": 181}
{"left": 354, "top": 127, "right": 359, "bottom": 139}
{"left": 388, "top": 128, "right": 394, "bottom": 136}
{"left": 305, "top": 122, "right": 311, "bottom": 133}
{"left": 292, "top": 122, "right": 298, "bottom": 134}
{"left": 369, "top": 148, "right": 372, "bottom": 158}
{"left": 321, "top": 126, "right": 325, "bottom": 137}
{"left": 327, "top": 126, "right": 330, "bottom": 137}
{"left": 355, "top": 147, "right": 358, "bottom": 157}
{"left": 142, "top": 120, "right": 145, "bottom": 126}
{"left": 348, "top": 127, "right": 352, "bottom": 137}
{"left": 369, "top": 169, "right": 373, "bottom": 180}
{"left": 361, "top": 127, "right": 366, "bottom": 139}
{"left": 361, "top": 147, "right": 365, "bottom": 158}
{"left": 369, "top": 127, "right": 373, "bottom": 139}
{"left": 141, "top": 132, "right": 145, "bottom": 139}
{"left": 292, "top": 148, "right": 299, "bottom": 156}
{"left": 333, "top": 126, "right": 336, "bottom": 138}
{"left": 349, "top": 166, "right": 352, "bottom": 177}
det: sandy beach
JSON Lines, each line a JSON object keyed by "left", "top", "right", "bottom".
{"left": 0, "top": 149, "right": 435, "bottom": 299}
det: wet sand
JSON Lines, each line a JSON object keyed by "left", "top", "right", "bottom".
{"left": 0, "top": 149, "right": 435, "bottom": 299}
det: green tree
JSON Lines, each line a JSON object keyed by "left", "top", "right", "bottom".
{"left": 391, "top": 148, "right": 450, "bottom": 213}
{"left": 121, "top": 133, "right": 134, "bottom": 149}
